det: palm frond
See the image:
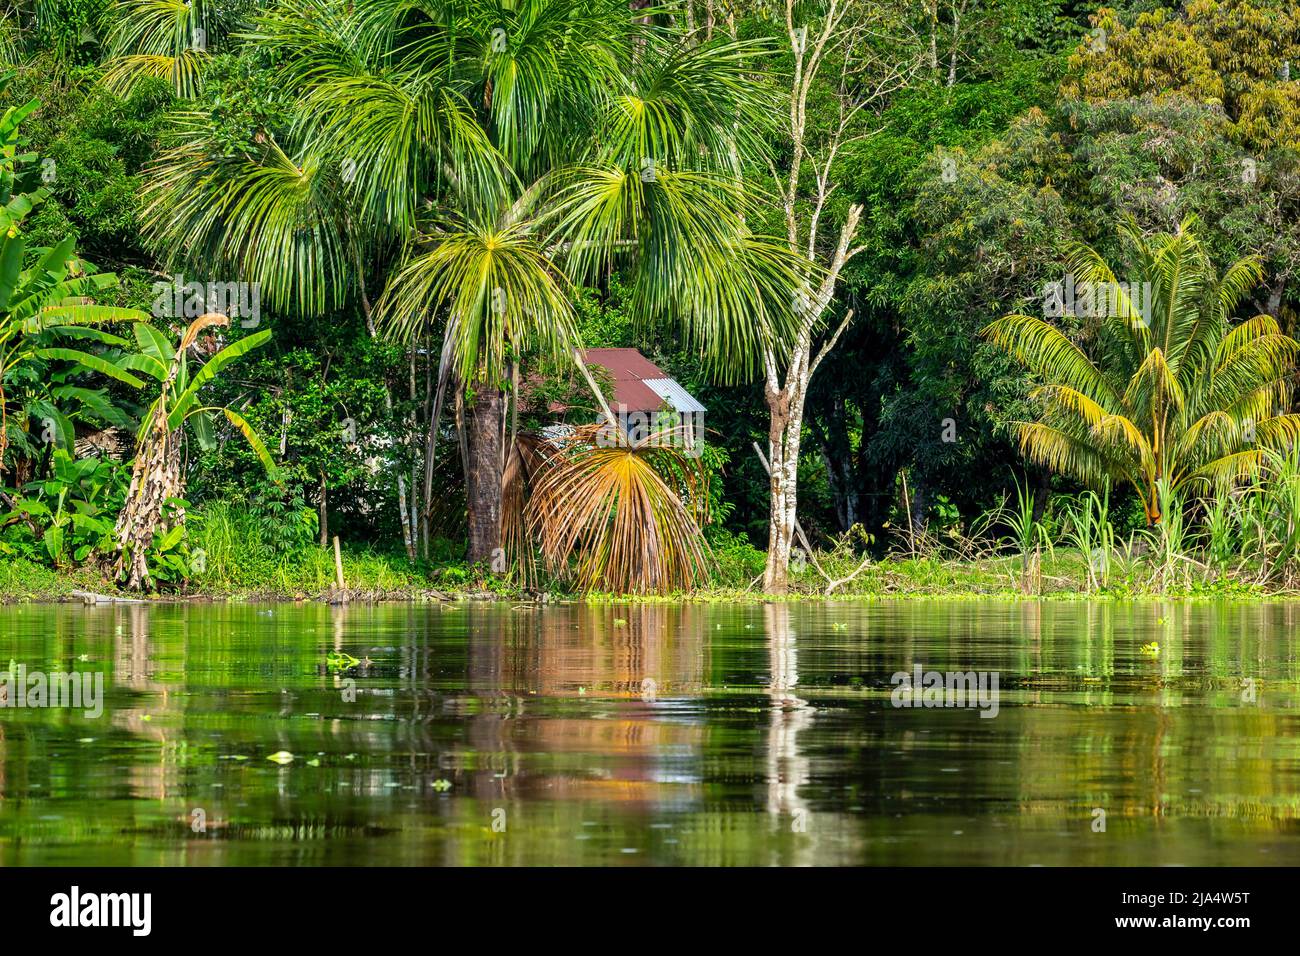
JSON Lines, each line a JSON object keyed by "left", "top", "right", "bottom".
{"left": 102, "top": 0, "right": 225, "bottom": 98}
{"left": 527, "top": 423, "right": 710, "bottom": 594}
{"left": 982, "top": 314, "right": 1119, "bottom": 406}
{"left": 375, "top": 215, "right": 578, "bottom": 384}
{"left": 140, "top": 119, "right": 350, "bottom": 317}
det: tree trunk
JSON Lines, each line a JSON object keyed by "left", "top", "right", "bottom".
{"left": 816, "top": 400, "right": 859, "bottom": 531}
{"left": 834, "top": 458, "right": 860, "bottom": 529}
{"left": 1264, "top": 277, "right": 1286, "bottom": 321}
{"left": 761, "top": 0, "right": 898, "bottom": 590}
{"left": 402, "top": 346, "right": 418, "bottom": 560}
{"left": 114, "top": 424, "right": 183, "bottom": 591}
{"left": 421, "top": 334, "right": 435, "bottom": 558}
{"left": 1031, "top": 470, "right": 1049, "bottom": 524}
{"left": 465, "top": 383, "right": 505, "bottom": 563}
{"left": 318, "top": 470, "right": 328, "bottom": 547}
{"left": 909, "top": 471, "right": 927, "bottom": 537}
{"left": 352, "top": 246, "right": 416, "bottom": 560}
{"left": 764, "top": 385, "right": 807, "bottom": 593}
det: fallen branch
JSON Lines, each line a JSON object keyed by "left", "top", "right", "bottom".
{"left": 68, "top": 589, "right": 147, "bottom": 605}
{"left": 822, "top": 553, "right": 873, "bottom": 595}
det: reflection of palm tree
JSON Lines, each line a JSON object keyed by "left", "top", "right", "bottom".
{"left": 460, "top": 603, "right": 708, "bottom": 806}
{"left": 762, "top": 605, "right": 813, "bottom": 830}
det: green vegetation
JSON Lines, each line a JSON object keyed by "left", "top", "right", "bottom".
{"left": 984, "top": 217, "right": 1300, "bottom": 522}
{"left": 0, "top": 1, "right": 1299, "bottom": 603}
{"left": 110, "top": 313, "right": 275, "bottom": 588}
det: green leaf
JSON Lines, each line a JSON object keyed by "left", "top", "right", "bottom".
{"left": 43, "top": 525, "right": 65, "bottom": 562}
{"left": 43, "top": 325, "right": 132, "bottom": 347}
{"left": 157, "top": 524, "right": 185, "bottom": 552}
{"left": 34, "top": 348, "right": 147, "bottom": 389}
{"left": 37, "top": 305, "right": 147, "bottom": 328}
{"left": 0, "top": 232, "right": 24, "bottom": 309}
{"left": 167, "top": 329, "right": 271, "bottom": 431}
{"left": 117, "top": 352, "right": 169, "bottom": 382}
{"left": 221, "top": 407, "right": 279, "bottom": 480}
{"left": 191, "top": 408, "right": 216, "bottom": 450}
{"left": 132, "top": 323, "right": 176, "bottom": 366}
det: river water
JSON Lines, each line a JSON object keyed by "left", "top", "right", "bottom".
{"left": 1, "top": 599, "right": 1297, "bottom": 865}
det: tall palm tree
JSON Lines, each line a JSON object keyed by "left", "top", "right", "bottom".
{"left": 134, "top": 0, "right": 802, "bottom": 565}
{"left": 982, "top": 216, "right": 1300, "bottom": 523}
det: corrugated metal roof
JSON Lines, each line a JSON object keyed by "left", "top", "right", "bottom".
{"left": 580, "top": 348, "right": 706, "bottom": 414}
{"left": 583, "top": 348, "right": 667, "bottom": 380}
{"left": 644, "top": 377, "right": 706, "bottom": 414}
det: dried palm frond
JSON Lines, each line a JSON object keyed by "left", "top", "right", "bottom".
{"left": 500, "top": 431, "right": 552, "bottom": 589}
{"left": 527, "top": 423, "right": 710, "bottom": 594}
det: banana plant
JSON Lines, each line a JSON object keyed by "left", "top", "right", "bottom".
{"left": 112, "top": 313, "right": 275, "bottom": 589}
{"left": 0, "top": 449, "right": 125, "bottom": 567}
{"left": 0, "top": 85, "right": 149, "bottom": 472}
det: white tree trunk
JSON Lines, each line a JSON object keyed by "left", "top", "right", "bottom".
{"left": 758, "top": 0, "right": 914, "bottom": 592}
{"left": 761, "top": 206, "right": 860, "bottom": 593}
{"left": 763, "top": 365, "right": 809, "bottom": 591}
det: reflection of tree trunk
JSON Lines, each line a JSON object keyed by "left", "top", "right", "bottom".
{"left": 111, "top": 604, "right": 171, "bottom": 801}
{"left": 113, "top": 604, "right": 156, "bottom": 690}
{"left": 465, "top": 382, "right": 505, "bottom": 563}
{"left": 762, "top": 604, "right": 813, "bottom": 836}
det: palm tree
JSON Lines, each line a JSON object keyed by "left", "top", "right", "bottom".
{"left": 134, "top": 0, "right": 801, "bottom": 568}
{"left": 982, "top": 216, "right": 1300, "bottom": 523}
{"left": 527, "top": 422, "right": 711, "bottom": 594}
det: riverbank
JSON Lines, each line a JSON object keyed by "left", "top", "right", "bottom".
{"left": 0, "top": 545, "right": 1284, "bottom": 604}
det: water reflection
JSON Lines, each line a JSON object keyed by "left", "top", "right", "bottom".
{"left": 763, "top": 604, "right": 813, "bottom": 834}
{"left": 0, "top": 599, "right": 1298, "bottom": 865}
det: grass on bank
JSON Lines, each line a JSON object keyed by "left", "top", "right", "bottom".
{"left": 5, "top": 486, "right": 1296, "bottom": 603}
{"left": 681, "top": 535, "right": 1271, "bottom": 602}
{"left": 0, "top": 516, "right": 1279, "bottom": 604}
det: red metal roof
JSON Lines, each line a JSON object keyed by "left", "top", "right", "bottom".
{"left": 583, "top": 348, "right": 671, "bottom": 412}
{"left": 540, "top": 349, "right": 704, "bottom": 416}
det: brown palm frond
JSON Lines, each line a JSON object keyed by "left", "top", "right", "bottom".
{"left": 500, "top": 431, "right": 553, "bottom": 589}
{"left": 526, "top": 423, "right": 710, "bottom": 594}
